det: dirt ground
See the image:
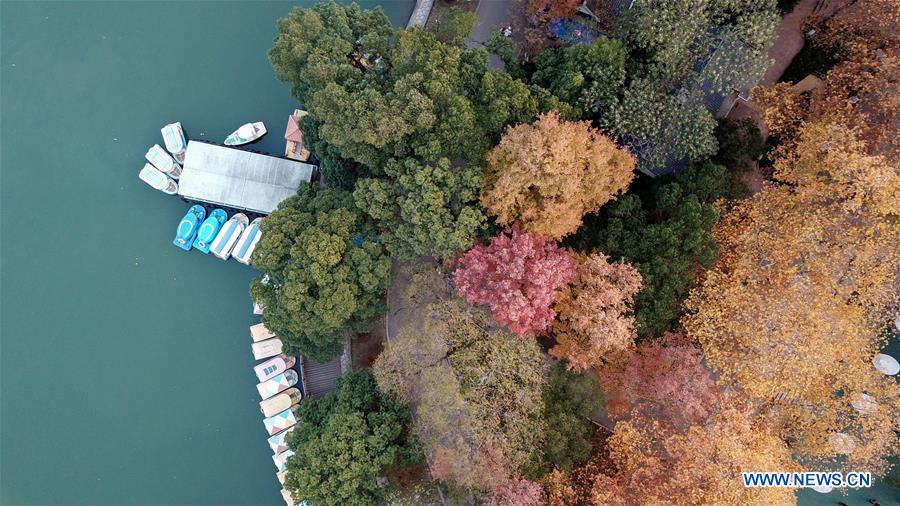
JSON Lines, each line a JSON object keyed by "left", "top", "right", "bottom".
{"left": 352, "top": 324, "right": 385, "bottom": 369}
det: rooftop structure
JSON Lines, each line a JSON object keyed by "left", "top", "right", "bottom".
{"left": 298, "top": 355, "right": 342, "bottom": 398}
{"left": 177, "top": 140, "right": 315, "bottom": 214}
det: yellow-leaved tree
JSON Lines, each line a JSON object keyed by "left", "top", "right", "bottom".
{"left": 481, "top": 111, "right": 635, "bottom": 239}
{"left": 683, "top": 122, "right": 900, "bottom": 475}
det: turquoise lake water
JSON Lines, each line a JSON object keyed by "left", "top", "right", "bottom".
{"left": 0, "top": 2, "right": 411, "bottom": 504}
{"left": 2, "top": 1, "right": 898, "bottom": 505}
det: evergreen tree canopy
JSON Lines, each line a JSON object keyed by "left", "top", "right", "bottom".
{"left": 250, "top": 185, "right": 391, "bottom": 361}
{"left": 285, "top": 370, "right": 419, "bottom": 506}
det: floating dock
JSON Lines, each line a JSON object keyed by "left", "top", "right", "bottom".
{"left": 177, "top": 140, "right": 316, "bottom": 215}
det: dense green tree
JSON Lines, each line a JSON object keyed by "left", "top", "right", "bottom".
{"left": 602, "top": 78, "right": 718, "bottom": 175}
{"left": 526, "top": 361, "right": 603, "bottom": 476}
{"left": 531, "top": 37, "right": 628, "bottom": 117}
{"left": 268, "top": 2, "right": 394, "bottom": 104}
{"left": 270, "top": 2, "right": 555, "bottom": 170}
{"left": 485, "top": 29, "right": 524, "bottom": 79}
{"left": 569, "top": 163, "right": 729, "bottom": 336}
{"left": 284, "top": 370, "right": 419, "bottom": 506}
{"left": 300, "top": 115, "right": 371, "bottom": 191}
{"left": 353, "top": 157, "right": 486, "bottom": 260}
{"left": 473, "top": 71, "right": 541, "bottom": 137}
{"left": 250, "top": 185, "right": 391, "bottom": 360}
{"left": 617, "top": 0, "right": 778, "bottom": 93}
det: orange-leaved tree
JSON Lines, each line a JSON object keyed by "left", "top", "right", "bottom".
{"left": 752, "top": 32, "right": 899, "bottom": 161}
{"left": 589, "top": 406, "right": 799, "bottom": 506}
{"left": 550, "top": 252, "right": 642, "bottom": 371}
{"left": 600, "top": 330, "right": 720, "bottom": 430}
{"left": 481, "top": 111, "right": 635, "bottom": 239}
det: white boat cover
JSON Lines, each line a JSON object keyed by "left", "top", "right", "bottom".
{"left": 232, "top": 218, "right": 263, "bottom": 265}
{"left": 210, "top": 213, "right": 248, "bottom": 260}
{"left": 257, "top": 370, "right": 299, "bottom": 400}
{"left": 252, "top": 338, "right": 283, "bottom": 360}
{"left": 263, "top": 408, "right": 298, "bottom": 436}
{"left": 250, "top": 323, "right": 276, "bottom": 343}
{"left": 145, "top": 144, "right": 182, "bottom": 178}
{"left": 139, "top": 164, "right": 177, "bottom": 194}
{"left": 161, "top": 122, "right": 186, "bottom": 158}
{"left": 268, "top": 426, "right": 295, "bottom": 454}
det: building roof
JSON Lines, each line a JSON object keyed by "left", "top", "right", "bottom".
{"left": 284, "top": 116, "right": 303, "bottom": 143}
{"left": 177, "top": 141, "right": 314, "bottom": 214}
{"left": 299, "top": 356, "right": 342, "bottom": 398}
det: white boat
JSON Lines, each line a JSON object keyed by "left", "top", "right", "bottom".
{"left": 145, "top": 144, "right": 182, "bottom": 179}
{"left": 272, "top": 450, "right": 294, "bottom": 472}
{"left": 257, "top": 370, "right": 299, "bottom": 400}
{"left": 224, "top": 122, "right": 266, "bottom": 146}
{"left": 161, "top": 122, "right": 187, "bottom": 164}
{"left": 210, "top": 213, "right": 249, "bottom": 260}
{"left": 232, "top": 217, "right": 262, "bottom": 265}
{"left": 268, "top": 426, "right": 296, "bottom": 454}
{"left": 138, "top": 163, "right": 178, "bottom": 195}
{"left": 252, "top": 338, "right": 283, "bottom": 360}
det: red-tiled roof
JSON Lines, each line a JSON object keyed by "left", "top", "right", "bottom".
{"left": 284, "top": 115, "right": 303, "bottom": 143}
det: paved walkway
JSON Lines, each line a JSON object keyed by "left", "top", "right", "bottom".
{"left": 406, "top": 0, "right": 434, "bottom": 27}
{"left": 759, "top": 0, "right": 846, "bottom": 85}
{"left": 466, "top": 0, "right": 511, "bottom": 69}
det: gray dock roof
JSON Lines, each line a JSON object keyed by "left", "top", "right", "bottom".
{"left": 177, "top": 141, "right": 315, "bottom": 214}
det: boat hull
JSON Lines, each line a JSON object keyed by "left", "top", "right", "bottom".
{"left": 192, "top": 209, "right": 227, "bottom": 254}
{"left": 146, "top": 144, "right": 182, "bottom": 179}
{"left": 224, "top": 122, "right": 266, "bottom": 146}
{"left": 232, "top": 217, "right": 262, "bottom": 265}
{"left": 139, "top": 164, "right": 178, "bottom": 195}
{"left": 161, "top": 122, "right": 186, "bottom": 164}
{"left": 172, "top": 205, "right": 206, "bottom": 251}
{"left": 210, "top": 213, "right": 249, "bottom": 260}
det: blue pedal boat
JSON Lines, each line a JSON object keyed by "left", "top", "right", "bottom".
{"left": 173, "top": 205, "right": 206, "bottom": 251}
{"left": 192, "top": 209, "right": 227, "bottom": 254}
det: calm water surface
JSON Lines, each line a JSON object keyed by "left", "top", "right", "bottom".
{"left": 0, "top": 2, "right": 411, "bottom": 504}
{"left": 3, "top": 1, "right": 898, "bottom": 505}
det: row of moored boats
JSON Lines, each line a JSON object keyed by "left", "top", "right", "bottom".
{"left": 139, "top": 123, "right": 187, "bottom": 194}
{"left": 172, "top": 205, "right": 262, "bottom": 264}
{"left": 249, "top": 322, "right": 301, "bottom": 506}
{"left": 138, "top": 121, "right": 268, "bottom": 195}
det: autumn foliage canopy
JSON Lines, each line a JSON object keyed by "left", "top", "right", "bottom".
{"left": 550, "top": 253, "right": 642, "bottom": 371}
{"left": 481, "top": 111, "right": 635, "bottom": 239}
{"left": 454, "top": 227, "right": 576, "bottom": 335}
{"left": 600, "top": 331, "right": 720, "bottom": 429}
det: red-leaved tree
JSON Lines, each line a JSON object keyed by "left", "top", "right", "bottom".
{"left": 453, "top": 227, "right": 576, "bottom": 335}
{"left": 600, "top": 331, "right": 720, "bottom": 429}
{"left": 486, "top": 478, "right": 544, "bottom": 506}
